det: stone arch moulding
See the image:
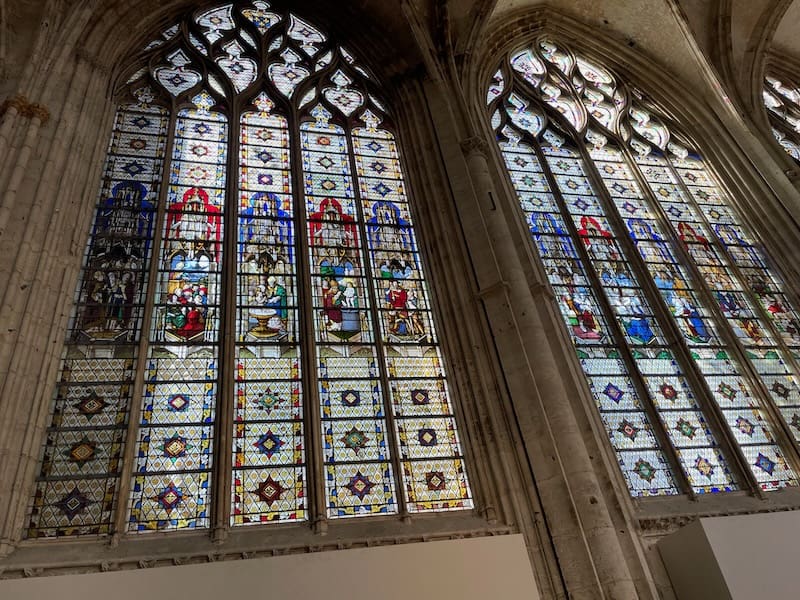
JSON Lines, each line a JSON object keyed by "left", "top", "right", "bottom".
{"left": 0, "top": 0, "right": 541, "bottom": 584}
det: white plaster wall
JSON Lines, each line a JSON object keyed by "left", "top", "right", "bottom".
{"left": 0, "top": 535, "right": 539, "bottom": 600}
{"left": 659, "top": 511, "right": 800, "bottom": 600}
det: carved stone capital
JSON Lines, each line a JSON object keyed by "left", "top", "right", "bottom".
{"left": 0, "top": 95, "right": 50, "bottom": 125}
{"left": 460, "top": 136, "right": 490, "bottom": 158}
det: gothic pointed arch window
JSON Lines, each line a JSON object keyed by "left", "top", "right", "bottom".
{"left": 489, "top": 39, "right": 800, "bottom": 497}
{"left": 27, "top": 1, "right": 473, "bottom": 537}
{"left": 764, "top": 73, "right": 800, "bottom": 161}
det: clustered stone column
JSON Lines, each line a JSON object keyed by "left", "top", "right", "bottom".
{"left": 0, "top": 53, "right": 114, "bottom": 558}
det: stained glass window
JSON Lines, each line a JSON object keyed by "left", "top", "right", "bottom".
{"left": 491, "top": 39, "right": 800, "bottom": 497}
{"left": 27, "top": 1, "right": 472, "bottom": 538}
{"left": 764, "top": 75, "right": 800, "bottom": 161}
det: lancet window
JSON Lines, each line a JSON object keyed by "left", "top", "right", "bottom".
{"left": 490, "top": 40, "right": 800, "bottom": 497}
{"left": 27, "top": 1, "right": 472, "bottom": 537}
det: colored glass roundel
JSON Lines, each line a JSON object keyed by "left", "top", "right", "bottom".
{"left": 491, "top": 39, "right": 800, "bottom": 497}
{"left": 28, "top": 1, "right": 472, "bottom": 538}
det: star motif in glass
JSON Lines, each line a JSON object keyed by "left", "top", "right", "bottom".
{"left": 694, "top": 456, "right": 715, "bottom": 478}
{"left": 193, "top": 122, "right": 211, "bottom": 135}
{"left": 755, "top": 452, "right": 776, "bottom": 475}
{"left": 659, "top": 383, "right": 678, "bottom": 401}
{"left": 425, "top": 471, "right": 447, "bottom": 491}
{"left": 54, "top": 486, "right": 91, "bottom": 520}
{"left": 667, "top": 205, "right": 683, "bottom": 219}
{"left": 122, "top": 161, "right": 145, "bottom": 176}
{"left": 736, "top": 416, "right": 755, "bottom": 437}
{"left": 162, "top": 434, "right": 189, "bottom": 459}
{"left": 74, "top": 391, "right": 108, "bottom": 420}
{"left": 154, "top": 482, "right": 184, "bottom": 512}
{"left": 255, "top": 389, "right": 283, "bottom": 415}
{"left": 772, "top": 381, "right": 790, "bottom": 399}
{"left": 129, "top": 138, "right": 147, "bottom": 151}
{"left": 190, "top": 143, "right": 209, "bottom": 157}
{"left": 254, "top": 431, "right": 285, "bottom": 458}
{"left": 345, "top": 471, "right": 375, "bottom": 500}
{"left": 675, "top": 418, "right": 697, "bottom": 439}
{"left": 617, "top": 419, "right": 639, "bottom": 441}
{"left": 369, "top": 160, "right": 387, "bottom": 174}
{"left": 717, "top": 382, "right": 737, "bottom": 401}
{"left": 340, "top": 426, "right": 370, "bottom": 455}
{"left": 257, "top": 173, "right": 273, "bottom": 185}
{"left": 257, "top": 149, "right": 274, "bottom": 163}
{"left": 573, "top": 198, "right": 589, "bottom": 211}
{"left": 365, "top": 140, "right": 382, "bottom": 153}
{"left": 372, "top": 182, "right": 391, "bottom": 197}
{"left": 621, "top": 201, "right": 637, "bottom": 214}
{"left": 131, "top": 116, "right": 152, "bottom": 130}
{"left": 252, "top": 476, "right": 286, "bottom": 506}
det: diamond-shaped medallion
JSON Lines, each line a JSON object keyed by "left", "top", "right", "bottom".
{"left": 425, "top": 471, "right": 447, "bottom": 491}
{"left": 633, "top": 458, "right": 657, "bottom": 483}
{"left": 54, "top": 486, "right": 91, "bottom": 520}
{"left": 254, "top": 431, "right": 285, "bottom": 458}
{"left": 317, "top": 156, "right": 334, "bottom": 169}
{"left": 345, "top": 471, "right": 375, "bottom": 500}
{"left": 695, "top": 456, "right": 715, "bottom": 478}
{"left": 253, "top": 476, "right": 286, "bottom": 505}
{"left": 717, "top": 382, "right": 737, "bottom": 401}
{"left": 320, "top": 179, "right": 337, "bottom": 191}
{"left": 67, "top": 439, "right": 97, "bottom": 468}
{"left": 74, "top": 391, "right": 108, "bottom": 420}
{"left": 340, "top": 427, "right": 370, "bottom": 455}
{"left": 675, "top": 418, "right": 697, "bottom": 439}
{"left": 418, "top": 428, "right": 438, "bottom": 447}
{"left": 341, "top": 390, "right": 361, "bottom": 407}
{"left": 167, "top": 394, "right": 190, "bottom": 412}
{"left": 736, "top": 416, "right": 755, "bottom": 437}
{"left": 162, "top": 434, "right": 188, "bottom": 459}
{"left": 755, "top": 453, "right": 776, "bottom": 475}
{"left": 155, "top": 482, "right": 183, "bottom": 511}
{"left": 617, "top": 419, "right": 639, "bottom": 441}
{"left": 411, "top": 389, "right": 430, "bottom": 405}
{"left": 603, "top": 383, "right": 624, "bottom": 403}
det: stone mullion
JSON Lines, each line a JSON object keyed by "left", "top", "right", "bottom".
{"left": 211, "top": 101, "right": 240, "bottom": 542}
{"left": 0, "top": 57, "right": 106, "bottom": 553}
{"left": 288, "top": 109, "right": 327, "bottom": 532}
